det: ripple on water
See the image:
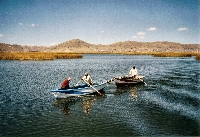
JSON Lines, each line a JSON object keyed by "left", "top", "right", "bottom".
{"left": 0, "top": 56, "right": 199, "bottom": 136}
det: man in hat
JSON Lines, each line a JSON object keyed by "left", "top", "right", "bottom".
{"left": 61, "top": 77, "right": 71, "bottom": 89}
{"left": 81, "top": 72, "right": 93, "bottom": 85}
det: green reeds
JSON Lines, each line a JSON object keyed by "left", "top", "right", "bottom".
{"left": 0, "top": 52, "right": 82, "bottom": 60}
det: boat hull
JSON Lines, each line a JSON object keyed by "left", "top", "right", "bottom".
{"left": 115, "top": 76, "right": 145, "bottom": 87}
{"left": 51, "top": 82, "right": 106, "bottom": 98}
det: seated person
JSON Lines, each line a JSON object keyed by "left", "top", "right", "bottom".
{"left": 129, "top": 66, "right": 138, "bottom": 78}
{"left": 81, "top": 72, "right": 93, "bottom": 85}
{"left": 61, "top": 77, "right": 71, "bottom": 89}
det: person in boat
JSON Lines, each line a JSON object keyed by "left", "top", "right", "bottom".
{"left": 81, "top": 72, "right": 93, "bottom": 85}
{"left": 129, "top": 66, "right": 138, "bottom": 78}
{"left": 61, "top": 77, "right": 71, "bottom": 89}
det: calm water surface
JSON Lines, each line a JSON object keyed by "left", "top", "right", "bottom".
{"left": 0, "top": 54, "right": 199, "bottom": 136}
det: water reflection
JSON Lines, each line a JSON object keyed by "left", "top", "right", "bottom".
{"left": 82, "top": 96, "right": 102, "bottom": 114}
{"left": 114, "top": 85, "right": 142, "bottom": 101}
{"left": 130, "top": 87, "right": 138, "bottom": 101}
{"left": 53, "top": 96, "right": 103, "bottom": 116}
{"left": 53, "top": 97, "right": 78, "bottom": 116}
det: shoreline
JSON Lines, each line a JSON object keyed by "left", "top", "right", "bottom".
{"left": 0, "top": 52, "right": 199, "bottom": 60}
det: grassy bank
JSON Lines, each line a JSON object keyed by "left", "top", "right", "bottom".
{"left": 118, "top": 52, "right": 199, "bottom": 60}
{"left": 83, "top": 51, "right": 200, "bottom": 60}
{"left": 0, "top": 52, "right": 82, "bottom": 60}
{"left": 152, "top": 52, "right": 200, "bottom": 60}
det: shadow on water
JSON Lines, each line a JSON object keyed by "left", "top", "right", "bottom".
{"left": 53, "top": 97, "right": 79, "bottom": 116}
{"left": 52, "top": 95, "right": 104, "bottom": 116}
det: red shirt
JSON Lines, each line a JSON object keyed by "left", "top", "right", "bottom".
{"left": 61, "top": 79, "right": 70, "bottom": 89}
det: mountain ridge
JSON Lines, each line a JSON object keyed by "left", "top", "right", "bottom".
{"left": 0, "top": 39, "right": 199, "bottom": 53}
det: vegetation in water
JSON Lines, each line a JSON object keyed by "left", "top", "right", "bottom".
{"left": 119, "top": 52, "right": 200, "bottom": 60}
{"left": 0, "top": 52, "right": 82, "bottom": 60}
{"left": 152, "top": 52, "right": 200, "bottom": 60}
{"left": 195, "top": 54, "right": 200, "bottom": 60}
{"left": 0, "top": 52, "right": 199, "bottom": 61}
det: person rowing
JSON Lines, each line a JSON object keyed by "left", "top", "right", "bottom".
{"left": 81, "top": 72, "right": 93, "bottom": 85}
{"left": 81, "top": 72, "right": 103, "bottom": 96}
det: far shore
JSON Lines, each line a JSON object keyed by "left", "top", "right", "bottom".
{"left": 0, "top": 52, "right": 199, "bottom": 60}
{"left": 83, "top": 52, "right": 200, "bottom": 60}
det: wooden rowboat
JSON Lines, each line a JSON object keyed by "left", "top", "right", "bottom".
{"left": 114, "top": 75, "right": 145, "bottom": 87}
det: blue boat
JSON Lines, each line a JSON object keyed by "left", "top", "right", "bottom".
{"left": 51, "top": 82, "right": 106, "bottom": 98}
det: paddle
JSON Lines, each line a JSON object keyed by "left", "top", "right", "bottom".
{"left": 82, "top": 79, "right": 103, "bottom": 96}
{"left": 74, "top": 79, "right": 81, "bottom": 86}
{"left": 138, "top": 77, "right": 147, "bottom": 86}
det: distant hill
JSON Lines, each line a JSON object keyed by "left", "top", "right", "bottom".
{"left": 0, "top": 43, "right": 47, "bottom": 52}
{"left": 0, "top": 39, "right": 199, "bottom": 53}
{"left": 44, "top": 39, "right": 94, "bottom": 52}
{"left": 0, "top": 43, "right": 24, "bottom": 52}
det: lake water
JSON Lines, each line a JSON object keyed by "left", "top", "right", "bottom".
{"left": 0, "top": 54, "right": 199, "bottom": 136}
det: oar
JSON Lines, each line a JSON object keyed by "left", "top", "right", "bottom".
{"left": 82, "top": 79, "right": 103, "bottom": 96}
{"left": 75, "top": 79, "right": 81, "bottom": 86}
{"left": 73, "top": 79, "right": 82, "bottom": 89}
{"left": 138, "top": 77, "right": 147, "bottom": 86}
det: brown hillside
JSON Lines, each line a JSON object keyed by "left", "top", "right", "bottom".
{"left": 44, "top": 39, "right": 94, "bottom": 52}
{"left": 0, "top": 39, "right": 199, "bottom": 53}
{"left": 0, "top": 43, "right": 24, "bottom": 52}
{"left": 44, "top": 39, "right": 199, "bottom": 53}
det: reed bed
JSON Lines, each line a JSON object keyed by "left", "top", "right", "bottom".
{"left": 152, "top": 52, "right": 193, "bottom": 57}
{"left": 83, "top": 51, "right": 200, "bottom": 60}
{"left": 195, "top": 54, "right": 200, "bottom": 60}
{"left": 152, "top": 52, "right": 200, "bottom": 60}
{"left": 0, "top": 52, "right": 199, "bottom": 60}
{"left": 120, "top": 52, "right": 200, "bottom": 60}
{"left": 0, "top": 52, "right": 82, "bottom": 60}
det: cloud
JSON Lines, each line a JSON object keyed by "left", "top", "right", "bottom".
{"left": 178, "top": 28, "right": 188, "bottom": 31}
{"left": 131, "top": 31, "right": 147, "bottom": 39}
{"left": 0, "top": 34, "right": 4, "bottom": 37}
{"left": 131, "top": 36, "right": 137, "bottom": 39}
{"left": 140, "top": 36, "right": 145, "bottom": 39}
{"left": 148, "top": 27, "right": 156, "bottom": 31}
{"left": 131, "top": 31, "right": 146, "bottom": 39}
{"left": 30, "top": 24, "right": 36, "bottom": 27}
{"left": 19, "top": 23, "right": 23, "bottom": 25}
{"left": 137, "top": 32, "right": 145, "bottom": 36}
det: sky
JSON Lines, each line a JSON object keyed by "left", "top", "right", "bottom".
{"left": 0, "top": 0, "right": 199, "bottom": 46}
